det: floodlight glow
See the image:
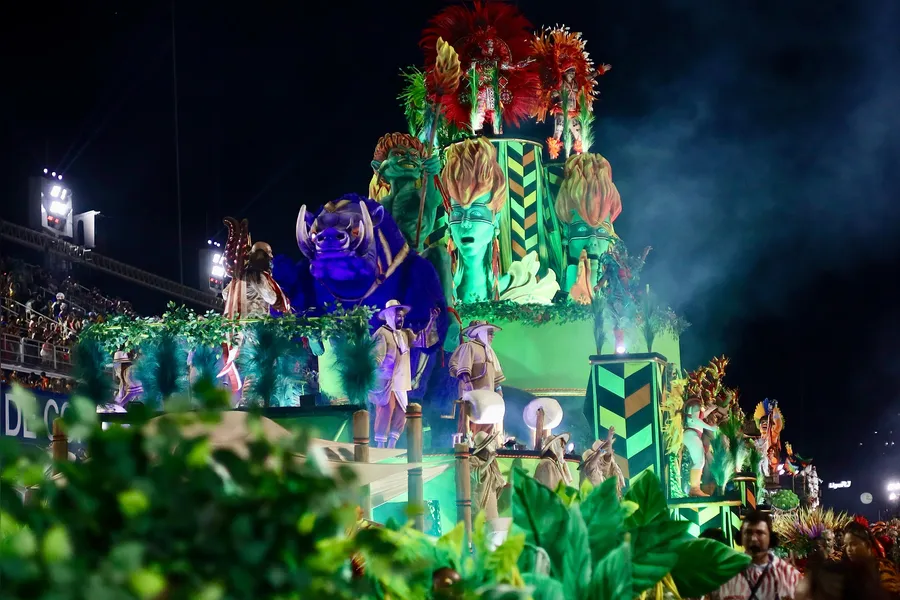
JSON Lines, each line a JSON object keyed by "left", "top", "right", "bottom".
{"left": 43, "top": 168, "right": 48, "bottom": 174}
{"left": 212, "top": 253, "right": 223, "bottom": 265}
{"left": 615, "top": 345, "right": 626, "bottom": 354}
{"left": 207, "top": 239, "right": 212, "bottom": 244}
{"left": 211, "top": 265, "right": 226, "bottom": 278}
{"left": 50, "top": 185, "right": 62, "bottom": 198}
{"left": 58, "top": 174, "right": 63, "bottom": 180}
{"left": 49, "top": 200, "right": 69, "bottom": 216}
{"left": 51, "top": 171, "right": 56, "bottom": 177}
{"left": 887, "top": 481, "right": 900, "bottom": 492}
{"left": 890, "top": 493, "right": 899, "bottom": 502}
{"left": 60, "top": 188, "right": 68, "bottom": 200}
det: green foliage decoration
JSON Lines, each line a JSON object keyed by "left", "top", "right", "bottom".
{"left": 770, "top": 489, "right": 801, "bottom": 511}
{"left": 330, "top": 319, "right": 378, "bottom": 406}
{"left": 511, "top": 468, "right": 750, "bottom": 600}
{"left": 134, "top": 330, "right": 189, "bottom": 408}
{"left": 0, "top": 381, "right": 491, "bottom": 599}
{"left": 70, "top": 338, "right": 113, "bottom": 406}
{"left": 709, "top": 432, "right": 736, "bottom": 494}
{"left": 237, "top": 320, "right": 305, "bottom": 408}
{"left": 457, "top": 300, "right": 592, "bottom": 327}
{"left": 80, "top": 302, "right": 373, "bottom": 356}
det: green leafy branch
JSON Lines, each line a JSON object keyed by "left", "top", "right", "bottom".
{"left": 457, "top": 301, "right": 593, "bottom": 327}
{"left": 80, "top": 301, "right": 374, "bottom": 356}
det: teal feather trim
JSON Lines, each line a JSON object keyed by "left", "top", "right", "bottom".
{"left": 236, "top": 320, "right": 301, "bottom": 408}
{"left": 134, "top": 331, "right": 188, "bottom": 407}
{"left": 189, "top": 345, "right": 221, "bottom": 389}
{"left": 709, "top": 432, "right": 736, "bottom": 492}
{"left": 71, "top": 338, "right": 113, "bottom": 405}
{"left": 331, "top": 320, "right": 377, "bottom": 406}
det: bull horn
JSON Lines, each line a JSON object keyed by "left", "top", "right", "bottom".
{"left": 357, "top": 201, "right": 375, "bottom": 255}
{"left": 296, "top": 205, "right": 312, "bottom": 257}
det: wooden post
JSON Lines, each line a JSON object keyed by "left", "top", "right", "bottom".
{"left": 407, "top": 403, "right": 425, "bottom": 532}
{"left": 353, "top": 410, "right": 371, "bottom": 519}
{"left": 533, "top": 408, "right": 545, "bottom": 452}
{"left": 51, "top": 418, "right": 67, "bottom": 476}
{"left": 454, "top": 442, "right": 473, "bottom": 548}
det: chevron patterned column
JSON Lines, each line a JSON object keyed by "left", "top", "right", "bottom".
{"left": 490, "top": 139, "right": 544, "bottom": 268}
{"left": 582, "top": 354, "right": 666, "bottom": 488}
{"left": 669, "top": 502, "right": 739, "bottom": 545}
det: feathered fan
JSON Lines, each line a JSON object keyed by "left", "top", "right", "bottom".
{"left": 71, "top": 338, "right": 113, "bottom": 405}
{"left": 134, "top": 331, "right": 189, "bottom": 408}
{"left": 236, "top": 320, "right": 303, "bottom": 408}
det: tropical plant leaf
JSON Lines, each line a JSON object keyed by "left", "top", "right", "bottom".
{"left": 511, "top": 468, "right": 570, "bottom": 578}
{"left": 623, "top": 470, "right": 669, "bottom": 528}
{"left": 486, "top": 531, "right": 526, "bottom": 583}
{"left": 629, "top": 519, "right": 691, "bottom": 595}
{"left": 670, "top": 538, "right": 750, "bottom": 597}
{"left": 562, "top": 506, "right": 592, "bottom": 597}
{"left": 331, "top": 319, "right": 377, "bottom": 405}
{"left": 587, "top": 542, "right": 632, "bottom": 600}
{"left": 579, "top": 477, "right": 625, "bottom": 563}
{"left": 71, "top": 338, "right": 113, "bottom": 406}
{"left": 522, "top": 573, "right": 566, "bottom": 600}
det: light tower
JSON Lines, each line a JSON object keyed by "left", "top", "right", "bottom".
{"left": 28, "top": 170, "right": 100, "bottom": 248}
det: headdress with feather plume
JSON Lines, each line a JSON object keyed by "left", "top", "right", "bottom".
{"left": 530, "top": 25, "right": 607, "bottom": 123}
{"left": 420, "top": 1, "right": 540, "bottom": 129}
{"left": 223, "top": 217, "right": 251, "bottom": 280}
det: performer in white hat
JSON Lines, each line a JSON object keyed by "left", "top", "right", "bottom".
{"left": 449, "top": 320, "right": 505, "bottom": 440}
{"left": 534, "top": 432, "right": 573, "bottom": 491}
{"left": 370, "top": 299, "right": 440, "bottom": 448}
{"left": 578, "top": 427, "right": 625, "bottom": 497}
{"left": 112, "top": 350, "right": 143, "bottom": 406}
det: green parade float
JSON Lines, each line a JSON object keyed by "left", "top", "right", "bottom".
{"left": 5, "top": 2, "right": 828, "bottom": 598}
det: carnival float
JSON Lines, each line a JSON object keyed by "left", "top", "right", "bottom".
{"left": 10, "top": 1, "right": 855, "bottom": 596}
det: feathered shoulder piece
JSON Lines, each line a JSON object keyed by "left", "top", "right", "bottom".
{"left": 421, "top": 1, "right": 534, "bottom": 68}
{"left": 530, "top": 25, "right": 603, "bottom": 122}
{"left": 223, "top": 217, "right": 251, "bottom": 279}
{"left": 754, "top": 398, "right": 785, "bottom": 437}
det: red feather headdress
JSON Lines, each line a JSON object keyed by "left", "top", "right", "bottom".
{"left": 530, "top": 26, "right": 603, "bottom": 123}
{"left": 420, "top": 1, "right": 540, "bottom": 128}
{"left": 223, "top": 217, "right": 251, "bottom": 280}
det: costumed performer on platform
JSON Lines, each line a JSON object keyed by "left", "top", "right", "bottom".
{"left": 112, "top": 350, "right": 143, "bottom": 407}
{"left": 534, "top": 432, "right": 573, "bottom": 492}
{"left": 530, "top": 26, "right": 611, "bottom": 160}
{"left": 579, "top": 427, "right": 625, "bottom": 497}
{"left": 219, "top": 217, "right": 291, "bottom": 399}
{"left": 683, "top": 395, "right": 719, "bottom": 497}
{"left": 369, "top": 299, "right": 440, "bottom": 448}
{"left": 469, "top": 430, "right": 507, "bottom": 522}
{"left": 449, "top": 320, "right": 505, "bottom": 440}
{"left": 420, "top": 1, "right": 539, "bottom": 135}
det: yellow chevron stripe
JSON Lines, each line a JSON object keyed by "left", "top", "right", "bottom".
{"left": 508, "top": 159, "right": 524, "bottom": 177}
{"left": 511, "top": 221, "right": 525, "bottom": 239}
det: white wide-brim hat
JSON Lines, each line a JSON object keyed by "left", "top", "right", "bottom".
{"left": 472, "top": 430, "right": 499, "bottom": 454}
{"left": 376, "top": 299, "right": 411, "bottom": 321}
{"left": 462, "top": 320, "right": 502, "bottom": 339}
{"left": 523, "top": 397, "right": 563, "bottom": 430}
{"left": 541, "top": 432, "right": 571, "bottom": 456}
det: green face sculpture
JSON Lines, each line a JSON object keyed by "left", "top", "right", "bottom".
{"left": 562, "top": 214, "right": 614, "bottom": 292}
{"left": 448, "top": 196, "right": 497, "bottom": 302}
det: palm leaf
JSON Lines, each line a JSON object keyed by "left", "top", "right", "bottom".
{"left": 331, "top": 320, "right": 377, "bottom": 406}
{"left": 708, "top": 433, "right": 735, "bottom": 491}
{"left": 237, "top": 320, "right": 302, "bottom": 408}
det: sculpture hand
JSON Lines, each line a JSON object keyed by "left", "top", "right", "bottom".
{"left": 423, "top": 155, "right": 441, "bottom": 177}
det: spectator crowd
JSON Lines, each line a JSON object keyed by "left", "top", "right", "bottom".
{"left": 1, "top": 256, "right": 136, "bottom": 393}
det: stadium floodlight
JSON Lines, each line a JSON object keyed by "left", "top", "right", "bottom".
{"left": 49, "top": 200, "right": 69, "bottom": 216}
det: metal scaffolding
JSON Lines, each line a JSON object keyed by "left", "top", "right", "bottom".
{"left": 1, "top": 219, "right": 222, "bottom": 310}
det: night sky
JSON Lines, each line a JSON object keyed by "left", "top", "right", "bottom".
{"left": 3, "top": 1, "right": 899, "bottom": 516}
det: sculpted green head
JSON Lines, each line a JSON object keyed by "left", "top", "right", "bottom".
{"left": 565, "top": 213, "right": 614, "bottom": 262}
{"left": 441, "top": 137, "right": 507, "bottom": 302}
{"left": 370, "top": 132, "right": 429, "bottom": 184}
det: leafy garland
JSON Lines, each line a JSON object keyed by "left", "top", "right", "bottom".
{"left": 456, "top": 300, "right": 593, "bottom": 326}
{"left": 80, "top": 302, "right": 374, "bottom": 355}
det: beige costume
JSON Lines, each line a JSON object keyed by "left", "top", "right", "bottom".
{"left": 534, "top": 432, "right": 573, "bottom": 491}
{"left": 579, "top": 427, "right": 625, "bottom": 496}
{"left": 449, "top": 320, "right": 505, "bottom": 439}
{"left": 469, "top": 431, "right": 506, "bottom": 520}
{"left": 370, "top": 300, "right": 439, "bottom": 447}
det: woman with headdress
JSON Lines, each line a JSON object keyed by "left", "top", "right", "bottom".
{"left": 842, "top": 518, "right": 900, "bottom": 598}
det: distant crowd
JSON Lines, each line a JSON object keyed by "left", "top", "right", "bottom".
{"left": 0, "top": 369, "right": 73, "bottom": 395}
{"left": 1, "top": 256, "right": 136, "bottom": 392}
